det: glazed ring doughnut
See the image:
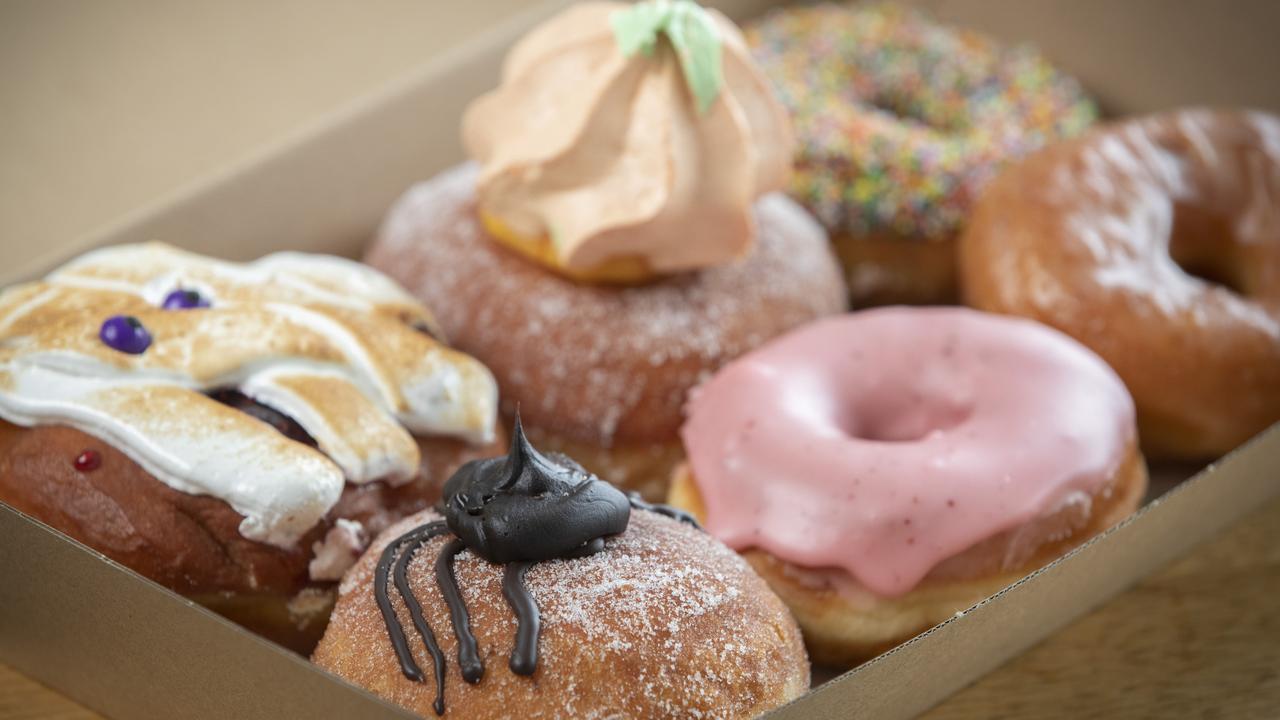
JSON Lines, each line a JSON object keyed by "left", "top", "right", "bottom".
{"left": 746, "top": 3, "right": 1096, "bottom": 305}
{"left": 671, "top": 307, "right": 1147, "bottom": 664}
{"left": 960, "top": 109, "right": 1280, "bottom": 459}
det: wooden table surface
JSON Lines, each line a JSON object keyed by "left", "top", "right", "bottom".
{"left": 3, "top": 494, "right": 1277, "bottom": 719}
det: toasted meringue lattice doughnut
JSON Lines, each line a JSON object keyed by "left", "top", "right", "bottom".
{"left": 0, "top": 243, "right": 498, "bottom": 547}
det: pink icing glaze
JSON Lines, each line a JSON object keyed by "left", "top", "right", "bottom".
{"left": 680, "top": 307, "right": 1136, "bottom": 598}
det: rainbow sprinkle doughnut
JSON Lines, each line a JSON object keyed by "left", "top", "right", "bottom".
{"left": 746, "top": 3, "right": 1096, "bottom": 241}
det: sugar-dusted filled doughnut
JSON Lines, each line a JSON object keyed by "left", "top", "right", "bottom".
{"left": 313, "top": 417, "right": 808, "bottom": 718}
{"left": 960, "top": 110, "right": 1280, "bottom": 459}
{"left": 368, "top": 165, "right": 844, "bottom": 501}
{"left": 366, "top": 1, "right": 845, "bottom": 500}
{"left": 670, "top": 308, "right": 1147, "bottom": 664}
{"left": 746, "top": 3, "right": 1096, "bottom": 305}
{"left": 0, "top": 243, "right": 502, "bottom": 651}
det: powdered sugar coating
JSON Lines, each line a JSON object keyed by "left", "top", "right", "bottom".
{"left": 365, "top": 163, "right": 846, "bottom": 448}
{"left": 316, "top": 509, "right": 809, "bottom": 719}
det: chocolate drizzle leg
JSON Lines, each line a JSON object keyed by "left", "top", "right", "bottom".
{"left": 391, "top": 531, "right": 451, "bottom": 715}
{"left": 434, "top": 539, "right": 484, "bottom": 683}
{"left": 376, "top": 521, "right": 452, "bottom": 714}
{"left": 371, "top": 415, "right": 705, "bottom": 714}
{"left": 501, "top": 561, "right": 540, "bottom": 676}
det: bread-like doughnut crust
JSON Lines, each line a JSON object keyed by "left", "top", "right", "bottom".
{"left": 313, "top": 509, "right": 809, "bottom": 719}
{"left": 960, "top": 110, "right": 1280, "bottom": 458}
{"left": 0, "top": 421, "right": 502, "bottom": 652}
{"left": 670, "top": 446, "right": 1146, "bottom": 665}
{"left": 745, "top": 3, "right": 1096, "bottom": 305}
{"left": 365, "top": 163, "right": 846, "bottom": 497}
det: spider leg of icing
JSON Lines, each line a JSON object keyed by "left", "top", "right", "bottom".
{"left": 435, "top": 539, "right": 485, "bottom": 684}
{"left": 501, "top": 561, "right": 541, "bottom": 676}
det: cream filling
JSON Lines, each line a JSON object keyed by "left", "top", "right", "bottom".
{"left": 309, "top": 519, "right": 367, "bottom": 582}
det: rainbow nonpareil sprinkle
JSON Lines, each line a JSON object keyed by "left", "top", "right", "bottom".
{"left": 746, "top": 2, "right": 1096, "bottom": 240}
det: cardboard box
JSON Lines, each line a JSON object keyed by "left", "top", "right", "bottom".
{"left": 2, "top": 1, "right": 1278, "bottom": 718}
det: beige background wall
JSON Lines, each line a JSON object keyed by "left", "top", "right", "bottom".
{"left": 1, "top": 1, "right": 532, "bottom": 255}
{"left": 5, "top": 0, "right": 1279, "bottom": 263}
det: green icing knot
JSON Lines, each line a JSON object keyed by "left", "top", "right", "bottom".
{"left": 611, "top": 0, "right": 724, "bottom": 113}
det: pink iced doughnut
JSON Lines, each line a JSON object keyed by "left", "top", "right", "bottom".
{"left": 673, "top": 307, "right": 1148, "bottom": 661}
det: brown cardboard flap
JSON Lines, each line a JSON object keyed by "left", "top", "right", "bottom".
{"left": 0, "top": 505, "right": 412, "bottom": 719}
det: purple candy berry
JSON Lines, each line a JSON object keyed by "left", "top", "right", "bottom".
{"left": 99, "top": 315, "right": 152, "bottom": 354}
{"left": 161, "top": 288, "right": 210, "bottom": 310}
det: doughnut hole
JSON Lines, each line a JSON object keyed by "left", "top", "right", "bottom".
{"left": 868, "top": 91, "right": 959, "bottom": 132}
{"left": 836, "top": 379, "right": 974, "bottom": 443}
{"left": 959, "top": 110, "right": 1280, "bottom": 459}
{"left": 841, "top": 397, "right": 972, "bottom": 443}
{"left": 1167, "top": 202, "right": 1250, "bottom": 295}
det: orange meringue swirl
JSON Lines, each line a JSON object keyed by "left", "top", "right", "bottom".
{"left": 461, "top": 1, "right": 794, "bottom": 282}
